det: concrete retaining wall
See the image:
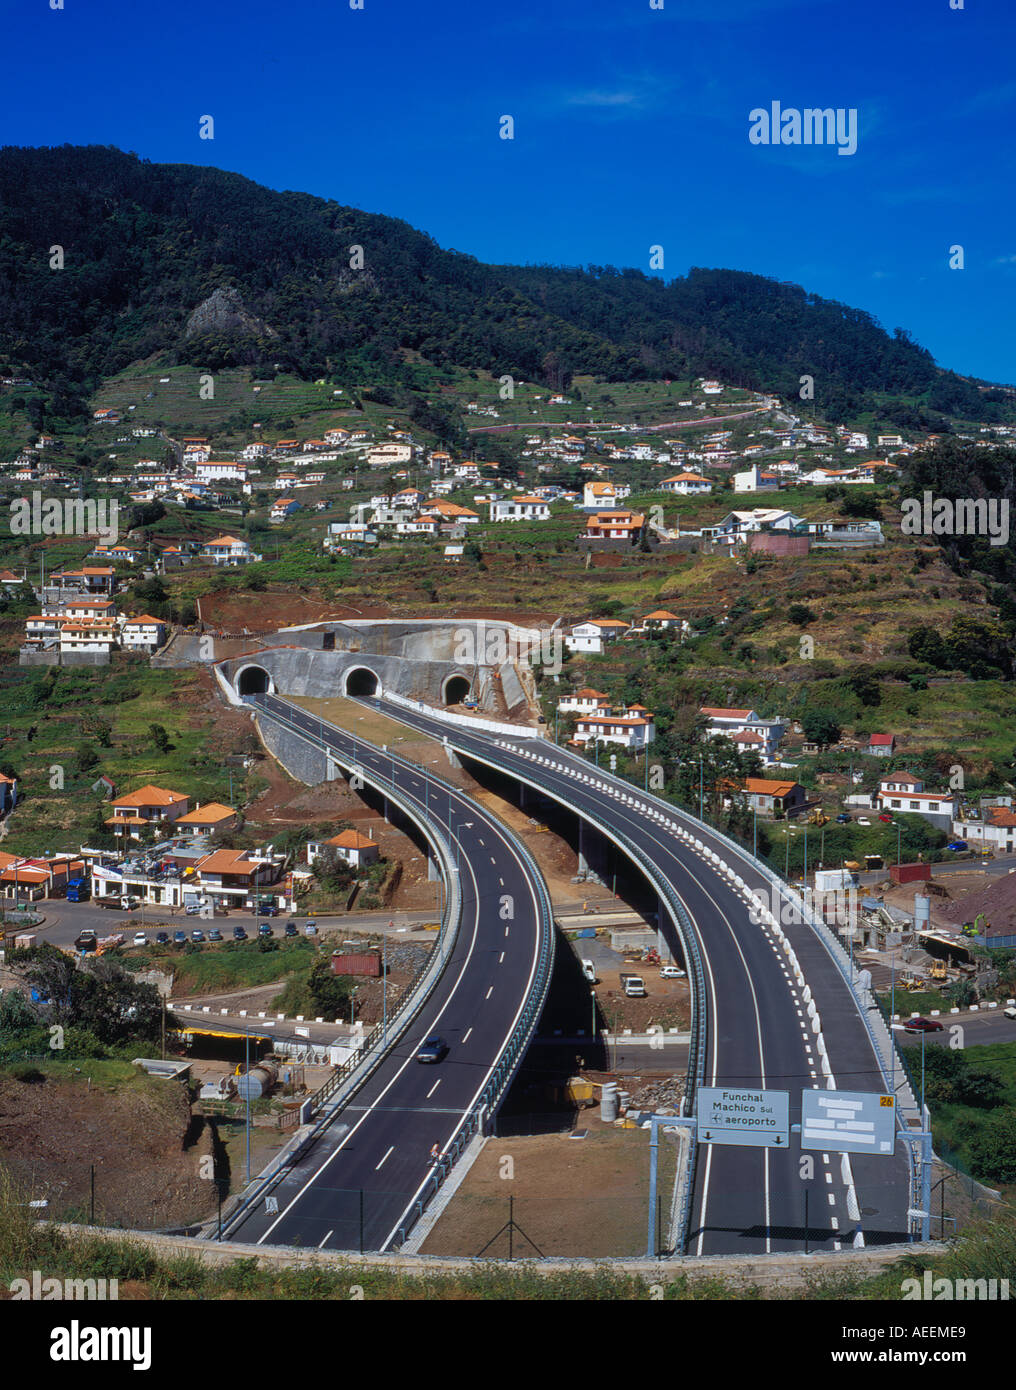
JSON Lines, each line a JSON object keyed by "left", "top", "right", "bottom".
{"left": 18, "top": 650, "right": 110, "bottom": 668}
{"left": 49, "top": 1222, "right": 943, "bottom": 1287}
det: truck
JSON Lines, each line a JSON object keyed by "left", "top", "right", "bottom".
{"left": 65, "top": 877, "right": 90, "bottom": 903}
{"left": 74, "top": 929, "right": 98, "bottom": 952}
{"left": 620, "top": 973, "right": 646, "bottom": 997}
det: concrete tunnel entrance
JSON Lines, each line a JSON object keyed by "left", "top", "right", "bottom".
{"left": 442, "top": 674, "right": 472, "bottom": 706}
{"left": 235, "top": 664, "right": 274, "bottom": 696}
{"left": 345, "top": 666, "right": 381, "bottom": 698}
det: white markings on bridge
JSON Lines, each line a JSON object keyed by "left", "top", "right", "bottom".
{"left": 485, "top": 986, "right": 493, "bottom": 999}
{"left": 462, "top": 1027, "right": 473, "bottom": 1043}
{"left": 498, "top": 951, "right": 505, "bottom": 963}
{"left": 376, "top": 1145, "right": 395, "bottom": 1171}
{"left": 319, "top": 1230, "right": 333, "bottom": 1248}
{"left": 426, "top": 1078, "right": 441, "bottom": 1098}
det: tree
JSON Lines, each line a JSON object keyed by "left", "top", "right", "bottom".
{"left": 148, "top": 723, "right": 170, "bottom": 753}
{"left": 968, "top": 1111, "right": 1016, "bottom": 1184}
{"left": 307, "top": 957, "right": 354, "bottom": 1014}
{"left": 800, "top": 708, "right": 841, "bottom": 746}
{"left": 787, "top": 604, "right": 816, "bottom": 627}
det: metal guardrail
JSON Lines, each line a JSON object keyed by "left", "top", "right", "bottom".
{"left": 220, "top": 694, "right": 554, "bottom": 1249}
{"left": 215, "top": 696, "right": 465, "bottom": 1241}
{"left": 542, "top": 749, "right": 921, "bottom": 1137}
{"left": 391, "top": 829, "right": 555, "bottom": 1248}
{"left": 425, "top": 735, "right": 710, "bottom": 1256}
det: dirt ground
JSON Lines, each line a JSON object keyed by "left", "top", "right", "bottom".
{"left": 0, "top": 1070, "right": 215, "bottom": 1229}
{"left": 419, "top": 1116, "right": 678, "bottom": 1257}
{"left": 594, "top": 967, "right": 691, "bottom": 1032}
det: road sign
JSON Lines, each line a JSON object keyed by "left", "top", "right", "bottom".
{"left": 696, "top": 1087, "right": 790, "bottom": 1148}
{"left": 801, "top": 1089, "right": 896, "bottom": 1155}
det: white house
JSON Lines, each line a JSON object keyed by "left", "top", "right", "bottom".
{"left": 196, "top": 461, "right": 248, "bottom": 484}
{"left": 489, "top": 496, "right": 550, "bottom": 522}
{"left": 564, "top": 619, "right": 631, "bottom": 654}
{"left": 660, "top": 472, "right": 712, "bottom": 496}
{"left": 59, "top": 617, "right": 118, "bottom": 655}
{"left": 120, "top": 615, "right": 167, "bottom": 651}
{"left": 557, "top": 687, "right": 612, "bottom": 716}
{"left": 876, "top": 775, "right": 958, "bottom": 828}
{"left": 700, "top": 705, "right": 785, "bottom": 760}
{"left": 201, "top": 535, "right": 254, "bottom": 566}
{"left": 582, "top": 480, "right": 630, "bottom": 508}
{"left": 307, "top": 829, "right": 380, "bottom": 870}
{"left": 572, "top": 713, "right": 655, "bottom": 751}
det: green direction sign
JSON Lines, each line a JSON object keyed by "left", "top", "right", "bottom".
{"left": 696, "top": 1087, "right": 790, "bottom": 1148}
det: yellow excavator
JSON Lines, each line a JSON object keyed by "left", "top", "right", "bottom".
{"left": 807, "top": 808, "right": 829, "bottom": 827}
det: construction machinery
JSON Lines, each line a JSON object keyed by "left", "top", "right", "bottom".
{"left": 807, "top": 808, "right": 829, "bottom": 827}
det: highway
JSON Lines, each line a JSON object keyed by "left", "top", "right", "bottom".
{"left": 369, "top": 696, "right": 914, "bottom": 1255}
{"left": 220, "top": 693, "right": 551, "bottom": 1251}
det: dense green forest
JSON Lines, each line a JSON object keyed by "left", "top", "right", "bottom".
{"left": 0, "top": 144, "right": 1009, "bottom": 427}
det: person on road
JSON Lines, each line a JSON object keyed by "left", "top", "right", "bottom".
{"left": 430, "top": 1143, "right": 440, "bottom": 1160}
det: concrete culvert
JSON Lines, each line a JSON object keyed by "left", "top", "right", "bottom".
{"left": 345, "top": 666, "right": 380, "bottom": 697}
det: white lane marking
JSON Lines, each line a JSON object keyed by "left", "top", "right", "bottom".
{"left": 319, "top": 1230, "right": 333, "bottom": 1248}
{"left": 426, "top": 1078, "right": 441, "bottom": 1099}
{"left": 504, "top": 925, "right": 510, "bottom": 936}
{"left": 376, "top": 1145, "right": 395, "bottom": 1171}
{"left": 499, "top": 951, "right": 505, "bottom": 963}
{"left": 499, "top": 877, "right": 505, "bottom": 886}
{"left": 485, "top": 986, "right": 493, "bottom": 1000}
{"left": 490, "top": 855, "right": 497, "bottom": 864}
{"left": 462, "top": 1027, "right": 473, "bottom": 1043}
{"left": 478, "top": 838, "right": 484, "bottom": 846}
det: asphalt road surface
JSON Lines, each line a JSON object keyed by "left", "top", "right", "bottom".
{"left": 220, "top": 693, "right": 548, "bottom": 1252}
{"left": 370, "top": 697, "right": 914, "bottom": 1255}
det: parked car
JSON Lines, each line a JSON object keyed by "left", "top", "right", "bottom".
{"left": 190, "top": 929, "right": 205, "bottom": 943}
{"left": 184, "top": 903, "right": 204, "bottom": 916}
{"left": 304, "top": 921, "right": 317, "bottom": 935}
{"left": 903, "top": 1017, "right": 944, "bottom": 1033}
{"left": 947, "top": 841, "right": 968, "bottom": 852}
{"left": 232, "top": 926, "right": 248, "bottom": 941}
{"left": 878, "top": 813, "right": 893, "bottom": 824}
{"left": 1004, "top": 1006, "right": 1016, "bottom": 1021}
{"left": 660, "top": 965, "right": 686, "bottom": 979}
{"left": 581, "top": 959, "right": 596, "bottom": 983}
{"left": 132, "top": 932, "right": 147, "bottom": 946}
{"left": 284, "top": 921, "right": 298, "bottom": 937}
{"left": 415, "top": 1036, "right": 448, "bottom": 1063}
{"left": 258, "top": 922, "right": 273, "bottom": 937}
{"left": 208, "top": 928, "right": 223, "bottom": 942}
{"left": 856, "top": 817, "right": 872, "bottom": 826}
{"left": 835, "top": 813, "right": 851, "bottom": 824}
{"left": 155, "top": 931, "right": 169, "bottom": 945}
{"left": 173, "top": 930, "right": 186, "bottom": 944}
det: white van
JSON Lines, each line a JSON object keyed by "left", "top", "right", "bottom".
{"left": 581, "top": 959, "right": 596, "bottom": 983}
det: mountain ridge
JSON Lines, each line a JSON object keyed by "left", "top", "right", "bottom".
{"left": 0, "top": 143, "right": 1009, "bottom": 430}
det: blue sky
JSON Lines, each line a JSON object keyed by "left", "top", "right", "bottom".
{"left": 4, "top": 0, "right": 1015, "bottom": 382}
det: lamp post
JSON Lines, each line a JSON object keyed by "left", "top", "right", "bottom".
{"left": 897, "top": 823, "right": 902, "bottom": 868}
{"left": 699, "top": 756, "right": 704, "bottom": 821}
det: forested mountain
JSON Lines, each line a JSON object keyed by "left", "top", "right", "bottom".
{"left": 0, "top": 143, "right": 1007, "bottom": 427}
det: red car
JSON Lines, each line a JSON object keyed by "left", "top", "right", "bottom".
{"left": 903, "top": 1017, "right": 944, "bottom": 1033}
{"left": 878, "top": 813, "right": 893, "bottom": 824}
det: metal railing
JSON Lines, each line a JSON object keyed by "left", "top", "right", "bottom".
{"left": 219, "top": 693, "right": 554, "bottom": 1248}
{"left": 425, "top": 736, "right": 710, "bottom": 1256}
{"left": 214, "top": 696, "right": 465, "bottom": 1240}
{"left": 391, "top": 831, "right": 555, "bottom": 1247}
